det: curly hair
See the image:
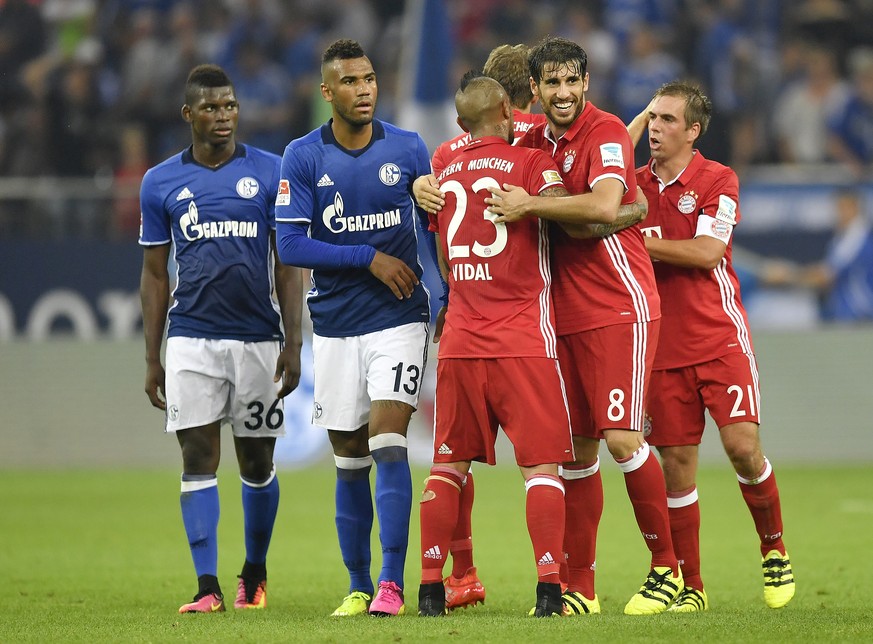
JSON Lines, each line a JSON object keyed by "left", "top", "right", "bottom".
{"left": 322, "top": 39, "right": 366, "bottom": 65}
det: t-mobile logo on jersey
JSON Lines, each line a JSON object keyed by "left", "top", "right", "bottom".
{"left": 322, "top": 191, "right": 401, "bottom": 234}
{"left": 639, "top": 226, "right": 662, "bottom": 239}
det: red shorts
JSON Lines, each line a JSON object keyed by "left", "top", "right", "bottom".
{"left": 646, "top": 352, "right": 761, "bottom": 447}
{"left": 557, "top": 320, "right": 659, "bottom": 438}
{"left": 433, "top": 357, "right": 574, "bottom": 467}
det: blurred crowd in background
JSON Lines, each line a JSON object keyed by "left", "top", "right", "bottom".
{"left": 0, "top": 0, "right": 872, "bottom": 323}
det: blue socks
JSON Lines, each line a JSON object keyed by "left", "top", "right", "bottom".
{"left": 241, "top": 468, "right": 280, "bottom": 569}
{"left": 180, "top": 474, "right": 220, "bottom": 579}
{"left": 370, "top": 433, "right": 412, "bottom": 588}
{"left": 334, "top": 455, "right": 375, "bottom": 595}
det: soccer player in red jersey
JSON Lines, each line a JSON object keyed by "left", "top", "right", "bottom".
{"left": 417, "top": 72, "right": 576, "bottom": 617}
{"left": 431, "top": 44, "right": 547, "bottom": 177}
{"left": 484, "top": 36, "right": 682, "bottom": 616}
{"left": 430, "top": 44, "right": 545, "bottom": 610}
{"left": 630, "top": 82, "right": 795, "bottom": 611}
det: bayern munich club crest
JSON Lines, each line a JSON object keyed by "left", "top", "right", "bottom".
{"left": 677, "top": 190, "right": 698, "bottom": 214}
{"left": 563, "top": 150, "right": 576, "bottom": 173}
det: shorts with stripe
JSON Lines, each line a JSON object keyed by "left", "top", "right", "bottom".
{"left": 646, "top": 352, "right": 761, "bottom": 447}
{"left": 558, "top": 320, "right": 659, "bottom": 438}
{"left": 433, "top": 357, "right": 574, "bottom": 467}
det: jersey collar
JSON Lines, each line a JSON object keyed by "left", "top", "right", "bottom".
{"left": 181, "top": 143, "right": 246, "bottom": 169}
{"left": 647, "top": 149, "right": 705, "bottom": 191}
{"left": 544, "top": 101, "right": 594, "bottom": 145}
{"left": 464, "top": 135, "right": 510, "bottom": 150}
{"left": 321, "top": 119, "right": 385, "bottom": 157}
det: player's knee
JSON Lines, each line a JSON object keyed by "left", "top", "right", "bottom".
{"left": 603, "top": 430, "right": 644, "bottom": 461}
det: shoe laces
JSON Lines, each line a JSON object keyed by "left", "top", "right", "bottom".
{"left": 643, "top": 569, "right": 671, "bottom": 590}
{"left": 763, "top": 554, "right": 791, "bottom": 583}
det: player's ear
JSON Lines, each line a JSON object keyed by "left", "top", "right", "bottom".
{"left": 181, "top": 104, "right": 192, "bottom": 123}
{"left": 456, "top": 116, "right": 469, "bottom": 133}
{"left": 320, "top": 83, "right": 332, "bottom": 103}
{"left": 529, "top": 76, "right": 539, "bottom": 98}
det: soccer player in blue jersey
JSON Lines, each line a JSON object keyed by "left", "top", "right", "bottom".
{"left": 139, "top": 64, "right": 304, "bottom": 614}
{"left": 276, "top": 39, "right": 434, "bottom": 617}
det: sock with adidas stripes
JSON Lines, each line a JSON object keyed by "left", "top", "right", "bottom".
{"left": 667, "top": 486, "right": 703, "bottom": 590}
{"left": 737, "top": 458, "right": 786, "bottom": 556}
{"left": 617, "top": 442, "right": 679, "bottom": 572}
{"left": 420, "top": 466, "right": 464, "bottom": 584}
{"left": 450, "top": 470, "right": 475, "bottom": 578}
{"left": 525, "top": 474, "right": 565, "bottom": 583}
{"left": 561, "top": 460, "right": 602, "bottom": 597}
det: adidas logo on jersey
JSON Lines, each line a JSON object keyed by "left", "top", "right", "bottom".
{"left": 537, "top": 551, "right": 557, "bottom": 567}
{"left": 437, "top": 443, "right": 452, "bottom": 455}
{"left": 423, "top": 545, "right": 443, "bottom": 560}
{"left": 316, "top": 174, "right": 334, "bottom": 187}
{"left": 176, "top": 187, "right": 194, "bottom": 201}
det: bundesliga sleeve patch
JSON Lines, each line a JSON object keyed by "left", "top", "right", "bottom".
{"left": 276, "top": 179, "right": 290, "bottom": 206}
{"left": 599, "top": 143, "right": 625, "bottom": 168}
{"left": 542, "top": 169, "right": 562, "bottom": 184}
{"left": 715, "top": 194, "right": 737, "bottom": 225}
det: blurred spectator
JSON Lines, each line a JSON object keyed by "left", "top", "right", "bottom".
{"left": 228, "top": 38, "right": 292, "bottom": 154}
{"left": 602, "top": 0, "right": 677, "bottom": 49}
{"left": 692, "top": 0, "right": 774, "bottom": 169}
{"left": 827, "top": 48, "right": 873, "bottom": 177}
{"left": 111, "top": 123, "right": 149, "bottom": 239}
{"left": 764, "top": 189, "right": 873, "bottom": 322}
{"left": 772, "top": 46, "right": 849, "bottom": 164}
{"left": 788, "top": 0, "right": 853, "bottom": 66}
{"left": 216, "top": 0, "right": 282, "bottom": 69}
{"left": 117, "top": 8, "right": 169, "bottom": 159}
{"left": 611, "top": 25, "right": 680, "bottom": 165}
{"left": 0, "top": 0, "right": 47, "bottom": 108}
{"left": 556, "top": 5, "right": 618, "bottom": 107}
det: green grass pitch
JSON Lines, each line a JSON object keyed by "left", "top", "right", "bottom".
{"left": 1, "top": 463, "right": 871, "bottom": 642}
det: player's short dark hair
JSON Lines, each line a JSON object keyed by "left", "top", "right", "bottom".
{"left": 458, "top": 69, "right": 487, "bottom": 93}
{"left": 483, "top": 44, "right": 534, "bottom": 109}
{"left": 654, "top": 81, "right": 712, "bottom": 139}
{"left": 322, "top": 39, "right": 366, "bottom": 65}
{"left": 528, "top": 36, "right": 588, "bottom": 85}
{"left": 185, "top": 64, "right": 233, "bottom": 105}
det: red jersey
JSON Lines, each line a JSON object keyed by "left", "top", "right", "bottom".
{"left": 431, "top": 110, "right": 547, "bottom": 176}
{"left": 636, "top": 151, "right": 753, "bottom": 369}
{"left": 519, "top": 102, "right": 660, "bottom": 335}
{"left": 429, "top": 136, "right": 564, "bottom": 359}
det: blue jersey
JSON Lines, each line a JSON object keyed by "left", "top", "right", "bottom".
{"left": 139, "top": 144, "right": 284, "bottom": 341}
{"left": 276, "top": 119, "right": 431, "bottom": 337}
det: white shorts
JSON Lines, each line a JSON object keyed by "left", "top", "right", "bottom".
{"left": 312, "top": 322, "right": 429, "bottom": 431}
{"left": 164, "top": 337, "right": 286, "bottom": 437}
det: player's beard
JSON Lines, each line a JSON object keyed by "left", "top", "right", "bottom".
{"left": 336, "top": 102, "right": 375, "bottom": 129}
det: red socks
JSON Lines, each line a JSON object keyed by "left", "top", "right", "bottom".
{"left": 419, "top": 466, "right": 464, "bottom": 584}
